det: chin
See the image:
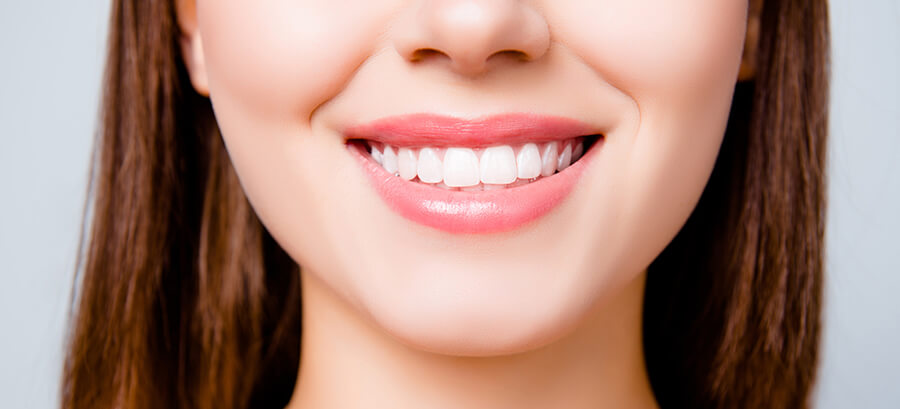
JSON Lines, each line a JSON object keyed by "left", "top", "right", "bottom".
{"left": 364, "top": 269, "right": 591, "bottom": 357}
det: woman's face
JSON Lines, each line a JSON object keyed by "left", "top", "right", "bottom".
{"left": 183, "top": 0, "right": 749, "bottom": 354}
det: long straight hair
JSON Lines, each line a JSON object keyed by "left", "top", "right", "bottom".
{"left": 61, "top": 0, "right": 829, "bottom": 408}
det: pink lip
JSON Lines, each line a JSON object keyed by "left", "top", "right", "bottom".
{"left": 346, "top": 114, "right": 600, "bottom": 234}
{"left": 344, "top": 113, "right": 599, "bottom": 148}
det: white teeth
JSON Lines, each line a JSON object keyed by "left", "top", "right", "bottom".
{"left": 398, "top": 147, "right": 418, "bottom": 180}
{"left": 572, "top": 142, "right": 584, "bottom": 162}
{"left": 540, "top": 143, "right": 558, "bottom": 177}
{"left": 371, "top": 145, "right": 384, "bottom": 166}
{"left": 479, "top": 146, "right": 517, "bottom": 185}
{"left": 382, "top": 146, "right": 398, "bottom": 175}
{"left": 417, "top": 147, "right": 443, "bottom": 183}
{"left": 516, "top": 143, "right": 542, "bottom": 179}
{"left": 371, "top": 137, "right": 589, "bottom": 189}
{"left": 557, "top": 143, "right": 572, "bottom": 171}
{"left": 443, "top": 148, "right": 480, "bottom": 187}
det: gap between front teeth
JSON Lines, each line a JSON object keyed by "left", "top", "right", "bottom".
{"left": 368, "top": 139, "right": 585, "bottom": 190}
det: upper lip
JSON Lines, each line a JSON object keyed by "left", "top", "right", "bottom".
{"left": 343, "top": 113, "right": 601, "bottom": 148}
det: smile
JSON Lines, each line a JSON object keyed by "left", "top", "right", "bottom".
{"left": 345, "top": 113, "right": 602, "bottom": 234}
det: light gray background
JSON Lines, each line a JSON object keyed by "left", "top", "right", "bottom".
{"left": 1, "top": 1, "right": 897, "bottom": 408}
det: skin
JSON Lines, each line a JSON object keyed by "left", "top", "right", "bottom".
{"left": 177, "top": 1, "right": 759, "bottom": 407}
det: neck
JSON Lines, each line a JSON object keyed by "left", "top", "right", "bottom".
{"left": 287, "top": 270, "right": 658, "bottom": 409}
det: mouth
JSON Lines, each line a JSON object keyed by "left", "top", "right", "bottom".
{"left": 345, "top": 113, "right": 603, "bottom": 234}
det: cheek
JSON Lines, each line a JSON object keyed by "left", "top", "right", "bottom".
{"left": 549, "top": 0, "right": 747, "bottom": 143}
{"left": 196, "top": 0, "right": 400, "bottom": 123}
{"left": 191, "top": 1, "right": 404, "bottom": 282}
{"left": 550, "top": 0, "right": 748, "bottom": 97}
{"left": 552, "top": 0, "right": 749, "bottom": 264}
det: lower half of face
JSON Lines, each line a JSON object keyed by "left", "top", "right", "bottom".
{"left": 193, "top": 0, "right": 748, "bottom": 355}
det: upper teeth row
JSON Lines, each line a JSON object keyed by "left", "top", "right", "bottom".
{"left": 370, "top": 139, "right": 585, "bottom": 188}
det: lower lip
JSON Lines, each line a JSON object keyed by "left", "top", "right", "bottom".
{"left": 349, "top": 143, "right": 595, "bottom": 234}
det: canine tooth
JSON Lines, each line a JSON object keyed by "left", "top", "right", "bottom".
{"left": 557, "top": 144, "right": 572, "bottom": 171}
{"left": 572, "top": 141, "right": 584, "bottom": 162}
{"left": 480, "top": 146, "right": 517, "bottom": 185}
{"left": 371, "top": 144, "right": 384, "bottom": 166}
{"left": 417, "top": 148, "right": 443, "bottom": 183}
{"left": 443, "top": 148, "right": 480, "bottom": 187}
{"left": 540, "top": 143, "right": 558, "bottom": 177}
{"left": 398, "top": 148, "right": 418, "bottom": 180}
{"left": 516, "top": 143, "right": 541, "bottom": 179}
{"left": 383, "top": 146, "right": 398, "bottom": 174}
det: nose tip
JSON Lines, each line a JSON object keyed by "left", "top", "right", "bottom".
{"left": 394, "top": 0, "right": 550, "bottom": 76}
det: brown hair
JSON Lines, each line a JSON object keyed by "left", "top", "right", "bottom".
{"left": 61, "top": 0, "right": 829, "bottom": 408}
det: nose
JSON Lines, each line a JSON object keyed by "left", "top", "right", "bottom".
{"left": 393, "top": 0, "right": 550, "bottom": 76}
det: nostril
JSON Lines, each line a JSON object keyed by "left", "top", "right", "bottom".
{"left": 411, "top": 48, "right": 448, "bottom": 62}
{"left": 490, "top": 49, "right": 531, "bottom": 62}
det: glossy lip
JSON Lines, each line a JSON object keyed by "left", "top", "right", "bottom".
{"left": 345, "top": 114, "right": 602, "bottom": 234}
{"left": 343, "top": 113, "right": 600, "bottom": 148}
